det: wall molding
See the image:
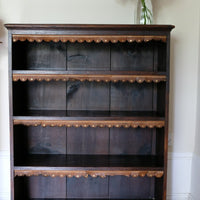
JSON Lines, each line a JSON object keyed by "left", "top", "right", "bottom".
{"left": 167, "top": 193, "right": 192, "bottom": 200}
{"left": 0, "top": 150, "right": 10, "bottom": 158}
{"left": 0, "top": 150, "right": 10, "bottom": 200}
{"left": 168, "top": 152, "right": 193, "bottom": 160}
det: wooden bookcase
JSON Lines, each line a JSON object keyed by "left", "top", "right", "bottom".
{"left": 5, "top": 24, "right": 174, "bottom": 200}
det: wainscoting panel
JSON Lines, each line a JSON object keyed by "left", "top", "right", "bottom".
{"left": 0, "top": 151, "right": 10, "bottom": 200}
{"left": 190, "top": 154, "right": 200, "bottom": 200}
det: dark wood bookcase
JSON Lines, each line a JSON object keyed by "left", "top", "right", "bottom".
{"left": 5, "top": 24, "right": 174, "bottom": 200}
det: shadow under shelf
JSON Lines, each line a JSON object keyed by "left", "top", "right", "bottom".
{"left": 14, "top": 154, "right": 164, "bottom": 178}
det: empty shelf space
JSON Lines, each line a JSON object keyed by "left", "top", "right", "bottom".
{"left": 14, "top": 155, "right": 163, "bottom": 178}
{"left": 15, "top": 154, "right": 164, "bottom": 168}
{"left": 12, "top": 70, "right": 167, "bottom": 83}
{"left": 13, "top": 110, "right": 165, "bottom": 118}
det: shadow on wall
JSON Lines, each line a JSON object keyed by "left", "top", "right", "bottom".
{"left": 0, "top": 18, "right": 9, "bottom": 151}
{"left": 0, "top": 19, "right": 9, "bottom": 60}
{"left": 0, "top": 19, "right": 6, "bottom": 42}
{"left": 168, "top": 34, "right": 177, "bottom": 153}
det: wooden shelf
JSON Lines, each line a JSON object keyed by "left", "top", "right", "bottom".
{"left": 14, "top": 155, "right": 163, "bottom": 178}
{"left": 13, "top": 70, "right": 167, "bottom": 83}
{"left": 14, "top": 169, "right": 163, "bottom": 178}
{"left": 13, "top": 110, "right": 165, "bottom": 128}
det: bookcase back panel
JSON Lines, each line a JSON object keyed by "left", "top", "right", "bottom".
{"left": 13, "top": 81, "right": 66, "bottom": 112}
{"left": 109, "top": 176, "right": 155, "bottom": 199}
{"left": 111, "top": 82, "right": 154, "bottom": 111}
{"left": 67, "top": 127, "right": 109, "bottom": 154}
{"left": 14, "top": 126, "right": 67, "bottom": 156}
{"left": 12, "top": 41, "right": 67, "bottom": 70}
{"left": 12, "top": 41, "right": 166, "bottom": 72}
{"left": 110, "top": 128, "right": 154, "bottom": 155}
{"left": 14, "top": 176, "right": 160, "bottom": 199}
{"left": 67, "top": 127, "right": 158, "bottom": 155}
{"left": 67, "top": 177, "right": 109, "bottom": 198}
{"left": 13, "top": 81, "right": 165, "bottom": 113}
{"left": 67, "top": 81, "right": 110, "bottom": 111}
{"left": 14, "top": 176, "right": 67, "bottom": 199}
{"left": 67, "top": 43, "right": 110, "bottom": 71}
{"left": 111, "top": 42, "right": 154, "bottom": 71}
{"left": 14, "top": 126, "right": 163, "bottom": 157}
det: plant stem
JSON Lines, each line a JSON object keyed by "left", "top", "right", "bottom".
{"left": 140, "top": 0, "right": 152, "bottom": 24}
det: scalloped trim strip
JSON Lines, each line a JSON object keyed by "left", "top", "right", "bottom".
{"left": 13, "top": 74, "right": 167, "bottom": 83}
{"left": 14, "top": 170, "right": 164, "bottom": 178}
{"left": 13, "top": 119, "right": 165, "bottom": 128}
{"left": 12, "top": 35, "right": 167, "bottom": 43}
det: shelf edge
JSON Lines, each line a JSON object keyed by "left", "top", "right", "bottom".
{"left": 13, "top": 119, "right": 165, "bottom": 128}
{"left": 12, "top": 34, "right": 167, "bottom": 43}
{"left": 13, "top": 73, "right": 167, "bottom": 83}
{"left": 14, "top": 169, "right": 164, "bottom": 178}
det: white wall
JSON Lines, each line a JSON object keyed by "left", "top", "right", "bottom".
{"left": 0, "top": 0, "right": 200, "bottom": 199}
{"left": 190, "top": 5, "right": 200, "bottom": 200}
{"left": 154, "top": 0, "right": 200, "bottom": 153}
{"left": 193, "top": 5, "right": 200, "bottom": 158}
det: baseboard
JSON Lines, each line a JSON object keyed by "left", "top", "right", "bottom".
{"left": 188, "top": 194, "right": 194, "bottom": 200}
{"left": 168, "top": 152, "right": 193, "bottom": 160}
{"left": 0, "top": 151, "right": 193, "bottom": 200}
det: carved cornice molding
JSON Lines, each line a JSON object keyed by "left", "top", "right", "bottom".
{"left": 13, "top": 119, "right": 165, "bottom": 128}
{"left": 13, "top": 74, "right": 166, "bottom": 83}
{"left": 14, "top": 170, "right": 164, "bottom": 178}
{"left": 12, "top": 34, "right": 167, "bottom": 43}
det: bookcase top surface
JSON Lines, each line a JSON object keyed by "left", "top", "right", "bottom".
{"left": 5, "top": 24, "right": 175, "bottom": 31}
